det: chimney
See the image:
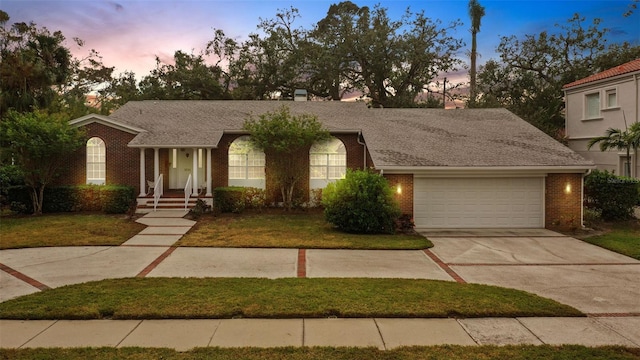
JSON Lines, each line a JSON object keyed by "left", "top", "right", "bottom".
{"left": 294, "top": 89, "right": 308, "bottom": 102}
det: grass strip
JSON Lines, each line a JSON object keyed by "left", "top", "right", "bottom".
{"left": 580, "top": 226, "right": 640, "bottom": 260}
{"left": 179, "top": 212, "right": 432, "bottom": 249}
{"left": 0, "top": 214, "right": 145, "bottom": 249}
{"left": 2, "top": 345, "right": 640, "bottom": 360}
{"left": 0, "top": 278, "right": 582, "bottom": 320}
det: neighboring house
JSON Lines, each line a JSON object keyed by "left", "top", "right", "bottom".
{"left": 563, "top": 58, "right": 640, "bottom": 178}
{"left": 66, "top": 101, "right": 593, "bottom": 230}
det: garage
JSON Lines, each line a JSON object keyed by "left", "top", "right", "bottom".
{"left": 414, "top": 177, "right": 544, "bottom": 228}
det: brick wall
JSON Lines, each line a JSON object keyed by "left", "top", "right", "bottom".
{"left": 545, "top": 173, "right": 583, "bottom": 231}
{"left": 60, "top": 123, "right": 146, "bottom": 193}
{"left": 60, "top": 129, "right": 372, "bottom": 200}
{"left": 383, "top": 174, "right": 414, "bottom": 216}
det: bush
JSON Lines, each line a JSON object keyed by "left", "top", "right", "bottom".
{"left": 214, "top": 187, "right": 246, "bottom": 213}
{"left": 3, "top": 184, "right": 135, "bottom": 214}
{"left": 99, "top": 185, "right": 136, "bottom": 214}
{"left": 243, "top": 187, "right": 266, "bottom": 210}
{"left": 584, "top": 170, "right": 640, "bottom": 221}
{"left": 322, "top": 169, "right": 400, "bottom": 234}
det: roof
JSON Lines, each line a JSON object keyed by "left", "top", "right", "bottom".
{"left": 106, "top": 100, "right": 592, "bottom": 169}
{"left": 563, "top": 58, "right": 640, "bottom": 89}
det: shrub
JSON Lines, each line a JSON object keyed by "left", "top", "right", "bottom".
{"left": 188, "top": 199, "right": 212, "bottom": 219}
{"left": 584, "top": 170, "right": 640, "bottom": 221}
{"left": 395, "top": 214, "right": 415, "bottom": 234}
{"left": 322, "top": 169, "right": 400, "bottom": 234}
{"left": 3, "top": 184, "right": 135, "bottom": 214}
{"left": 214, "top": 187, "right": 246, "bottom": 213}
{"left": 100, "top": 185, "right": 136, "bottom": 214}
{"left": 243, "top": 187, "right": 266, "bottom": 210}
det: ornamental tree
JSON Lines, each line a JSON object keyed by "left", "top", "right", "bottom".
{"left": 243, "top": 105, "right": 329, "bottom": 210}
{"left": 0, "top": 110, "right": 84, "bottom": 215}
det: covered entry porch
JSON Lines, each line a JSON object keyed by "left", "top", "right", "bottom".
{"left": 136, "top": 147, "right": 214, "bottom": 211}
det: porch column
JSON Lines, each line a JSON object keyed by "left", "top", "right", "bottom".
{"left": 153, "top": 148, "right": 160, "bottom": 181}
{"left": 139, "top": 148, "right": 146, "bottom": 197}
{"left": 192, "top": 148, "right": 199, "bottom": 196}
{"left": 206, "top": 147, "right": 212, "bottom": 196}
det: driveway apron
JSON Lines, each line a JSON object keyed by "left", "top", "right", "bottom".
{"left": 423, "top": 230, "right": 640, "bottom": 315}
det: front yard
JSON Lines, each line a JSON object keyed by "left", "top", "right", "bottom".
{"left": 0, "top": 213, "right": 145, "bottom": 249}
{"left": 178, "top": 210, "right": 431, "bottom": 249}
{"left": 576, "top": 221, "right": 640, "bottom": 260}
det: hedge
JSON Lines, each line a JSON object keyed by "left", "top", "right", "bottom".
{"left": 213, "top": 187, "right": 267, "bottom": 213}
{"left": 584, "top": 170, "right": 640, "bottom": 221}
{"left": 3, "top": 185, "right": 136, "bottom": 214}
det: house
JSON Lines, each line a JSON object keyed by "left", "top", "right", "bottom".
{"left": 563, "top": 58, "right": 640, "bottom": 178}
{"left": 66, "top": 101, "right": 593, "bottom": 230}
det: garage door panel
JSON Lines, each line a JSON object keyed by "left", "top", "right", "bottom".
{"left": 414, "top": 177, "right": 543, "bottom": 228}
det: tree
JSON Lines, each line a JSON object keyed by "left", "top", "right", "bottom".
{"left": 467, "top": 0, "right": 485, "bottom": 107}
{"left": 243, "top": 106, "right": 329, "bottom": 210}
{"left": 476, "top": 14, "right": 640, "bottom": 138}
{"left": 588, "top": 121, "right": 640, "bottom": 177}
{"left": 139, "top": 51, "right": 228, "bottom": 100}
{"left": 311, "top": 2, "right": 463, "bottom": 107}
{"left": 0, "top": 11, "right": 72, "bottom": 115}
{"left": 0, "top": 111, "right": 84, "bottom": 215}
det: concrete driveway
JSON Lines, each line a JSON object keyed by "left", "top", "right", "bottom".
{"left": 421, "top": 229, "right": 640, "bottom": 315}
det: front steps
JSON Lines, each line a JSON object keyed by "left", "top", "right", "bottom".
{"left": 136, "top": 195, "right": 212, "bottom": 213}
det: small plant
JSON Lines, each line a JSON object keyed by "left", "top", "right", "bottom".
{"left": 213, "top": 187, "right": 245, "bottom": 213}
{"left": 395, "top": 214, "right": 415, "bottom": 234}
{"left": 243, "top": 187, "right": 266, "bottom": 210}
{"left": 309, "top": 188, "right": 323, "bottom": 208}
{"left": 189, "top": 199, "right": 212, "bottom": 219}
{"left": 322, "top": 169, "right": 400, "bottom": 234}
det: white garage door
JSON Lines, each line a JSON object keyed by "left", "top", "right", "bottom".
{"left": 414, "top": 177, "right": 544, "bottom": 228}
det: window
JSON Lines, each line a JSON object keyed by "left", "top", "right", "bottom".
{"left": 310, "top": 138, "right": 346, "bottom": 180}
{"left": 86, "top": 137, "right": 105, "bottom": 185}
{"left": 606, "top": 89, "right": 617, "bottom": 108}
{"left": 228, "top": 136, "right": 265, "bottom": 180}
{"left": 585, "top": 92, "right": 600, "bottom": 119}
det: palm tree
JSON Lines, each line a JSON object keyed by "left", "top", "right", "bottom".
{"left": 588, "top": 121, "right": 640, "bottom": 177}
{"left": 468, "top": 0, "right": 485, "bottom": 107}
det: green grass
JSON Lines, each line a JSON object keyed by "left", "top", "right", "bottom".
{"left": 580, "top": 222, "right": 640, "bottom": 260}
{"left": 0, "top": 278, "right": 582, "bottom": 320}
{"left": 2, "top": 345, "right": 639, "bottom": 360}
{"left": 179, "top": 211, "right": 431, "bottom": 249}
{"left": 0, "top": 213, "right": 146, "bottom": 249}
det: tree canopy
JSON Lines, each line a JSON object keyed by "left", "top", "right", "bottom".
{"left": 474, "top": 14, "right": 640, "bottom": 138}
{"left": 243, "top": 106, "right": 330, "bottom": 209}
{"left": 0, "top": 110, "right": 84, "bottom": 214}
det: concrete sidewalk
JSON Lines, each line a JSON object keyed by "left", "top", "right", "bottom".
{"left": 2, "top": 317, "right": 639, "bottom": 350}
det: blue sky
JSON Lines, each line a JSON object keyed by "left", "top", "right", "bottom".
{"left": 2, "top": 0, "right": 639, "bottom": 83}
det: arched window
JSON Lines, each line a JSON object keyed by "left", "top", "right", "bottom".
{"left": 228, "top": 136, "right": 265, "bottom": 188}
{"left": 310, "top": 137, "right": 346, "bottom": 189}
{"left": 86, "top": 137, "right": 105, "bottom": 185}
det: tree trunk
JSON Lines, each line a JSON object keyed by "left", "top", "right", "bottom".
{"left": 470, "top": 30, "right": 478, "bottom": 106}
{"left": 30, "top": 185, "right": 44, "bottom": 215}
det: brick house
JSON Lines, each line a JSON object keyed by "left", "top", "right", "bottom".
{"left": 66, "top": 101, "right": 593, "bottom": 230}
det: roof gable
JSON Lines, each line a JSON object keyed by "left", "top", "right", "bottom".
{"left": 563, "top": 58, "right": 640, "bottom": 89}
{"left": 69, "top": 114, "right": 146, "bottom": 134}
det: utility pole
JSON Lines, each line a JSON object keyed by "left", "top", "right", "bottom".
{"left": 443, "top": 77, "right": 447, "bottom": 109}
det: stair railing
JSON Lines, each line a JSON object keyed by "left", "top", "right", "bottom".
{"left": 153, "top": 174, "right": 163, "bottom": 211}
{"left": 184, "top": 174, "right": 192, "bottom": 210}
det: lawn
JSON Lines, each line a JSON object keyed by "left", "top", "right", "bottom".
{"left": 179, "top": 211, "right": 431, "bottom": 249}
{"left": 2, "top": 345, "right": 639, "bottom": 360}
{"left": 579, "top": 222, "right": 640, "bottom": 260}
{"left": 0, "top": 278, "right": 582, "bottom": 320}
{"left": 0, "top": 213, "right": 146, "bottom": 249}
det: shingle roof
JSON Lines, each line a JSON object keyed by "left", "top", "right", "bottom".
{"left": 563, "top": 58, "right": 640, "bottom": 89}
{"left": 108, "top": 100, "right": 592, "bottom": 168}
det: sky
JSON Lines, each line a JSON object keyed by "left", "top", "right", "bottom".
{"left": 2, "top": 0, "right": 639, "bottom": 85}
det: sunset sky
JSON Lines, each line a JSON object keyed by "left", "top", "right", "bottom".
{"left": 2, "top": 0, "right": 639, "bottom": 84}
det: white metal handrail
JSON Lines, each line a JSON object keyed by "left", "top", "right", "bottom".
{"left": 184, "top": 174, "right": 192, "bottom": 210}
{"left": 153, "top": 174, "right": 163, "bottom": 211}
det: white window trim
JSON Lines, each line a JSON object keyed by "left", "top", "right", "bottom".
{"left": 583, "top": 91, "right": 601, "bottom": 120}
{"left": 228, "top": 136, "right": 265, "bottom": 181}
{"left": 86, "top": 137, "right": 106, "bottom": 185}
{"left": 604, "top": 87, "right": 618, "bottom": 110}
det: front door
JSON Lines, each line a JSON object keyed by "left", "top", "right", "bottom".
{"left": 169, "top": 149, "right": 192, "bottom": 189}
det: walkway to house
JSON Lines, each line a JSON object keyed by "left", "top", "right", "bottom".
{"left": 0, "top": 211, "right": 639, "bottom": 349}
